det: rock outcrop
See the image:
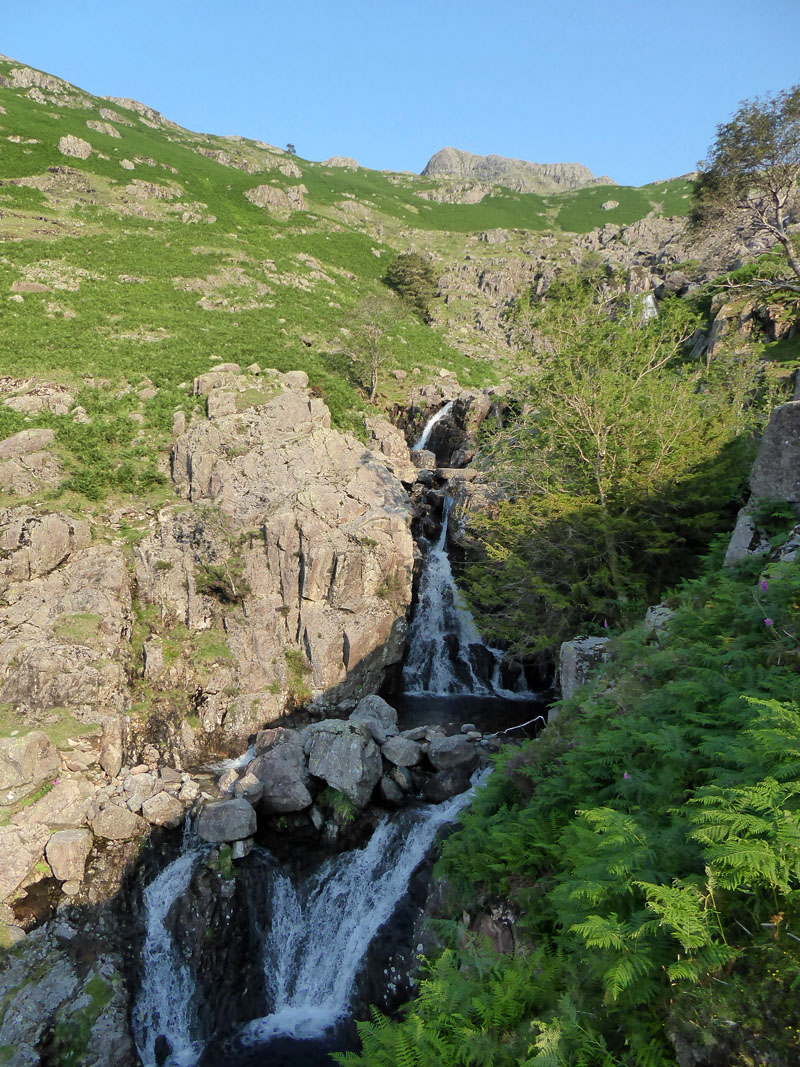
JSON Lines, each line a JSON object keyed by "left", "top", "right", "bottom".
{"left": 134, "top": 366, "right": 414, "bottom": 746}
{"left": 422, "top": 147, "right": 614, "bottom": 194}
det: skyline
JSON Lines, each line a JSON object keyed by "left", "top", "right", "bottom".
{"left": 3, "top": 1, "right": 800, "bottom": 186}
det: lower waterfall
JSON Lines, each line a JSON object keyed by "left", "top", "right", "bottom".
{"left": 132, "top": 779, "right": 485, "bottom": 1065}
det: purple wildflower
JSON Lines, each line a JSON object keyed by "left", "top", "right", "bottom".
{"left": 760, "top": 579, "right": 769, "bottom": 592}
{"left": 623, "top": 772, "right": 631, "bottom": 780}
{"left": 765, "top": 618, "right": 774, "bottom": 627}
{"left": 603, "top": 619, "right": 609, "bottom": 630}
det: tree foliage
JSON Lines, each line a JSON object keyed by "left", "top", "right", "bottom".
{"left": 384, "top": 252, "right": 438, "bottom": 322}
{"left": 343, "top": 293, "right": 404, "bottom": 402}
{"left": 463, "top": 268, "right": 759, "bottom": 657}
{"left": 692, "top": 84, "right": 800, "bottom": 290}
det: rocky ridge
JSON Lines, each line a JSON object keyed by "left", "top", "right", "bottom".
{"left": 422, "top": 146, "right": 614, "bottom": 194}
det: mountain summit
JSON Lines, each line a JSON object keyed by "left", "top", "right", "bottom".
{"left": 421, "top": 146, "right": 614, "bottom": 194}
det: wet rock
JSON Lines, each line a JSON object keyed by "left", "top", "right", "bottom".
{"left": 141, "top": 791, "right": 184, "bottom": 828}
{"left": 424, "top": 768, "right": 470, "bottom": 803}
{"left": 349, "top": 694, "right": 398, "bottom": 745}
{"left": 231, "top": 837, "right": 253, "bottom": 859}
{"left": 45, "top": 829, "right": 93, "bottom": 882}
{"left": 381, "top": 736, "right": 422, "bottom": 767}
{"left": 307, "top": 720, "right": 382, "bottom": 807}
{"left": 196, "top": 798, "right": 256, "bottom": 842}
{"left": 427, "top": 735, "right": 478, "bottom": 774}
{"left": 90, "top": 804, "right": 148, "bottom": 841}
{"left": 233, "top": 772, "right": 264, "bottom": 801}
{"left": 379, "top": 775, "right": 405, "bottom": 807}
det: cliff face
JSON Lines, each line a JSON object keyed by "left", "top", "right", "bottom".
{"left": 421, "top": 146, "right": 615, "bottom": 193}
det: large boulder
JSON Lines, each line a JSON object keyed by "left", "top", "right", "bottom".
{"left": 45, "top": 829, "right": 93, "bottom": 882}
{"left": 0, "top": 824, "right": 49, "bottom": 902}
{"left": 557, "top": 636, "right": 611, "bottom": 701}
{"left": 427, "top": 735, "right": 478, "bottom": 774}
{"left": 424, "top": 768, "right": 471, "bottom": 803}
{"left": 90, "top": 804, "right": 148, "bottom": 841}
{"left": 196, "top": 798, "right": 256, "bottom": 843}
{"left": 349, "top": 695, "right": 398, "bottom": 745}
{"left": 12, "top": 777, "right": 94, "bottom": 830}
{"left": 381, "top": 736, "right": 422, "bottom": 767}
{"left": 141, "top": 791, "right": 184, "bottom": 828}
{"left": 307, "top": 720, "right": 382, "bottom": 807}
{"left": 249, "top": 743, "right": 311, "bottom": 813}
{"left": 0, "top": 730, "right": 60, "bottom": 800}
{"left": 750, "top": 401, "right": 800, "bottom": 505}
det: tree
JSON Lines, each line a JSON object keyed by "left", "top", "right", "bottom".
{"left": 463, "top": 269, "right": 756, "bottom": 657}
{"left": 344, "top": 294, "right": 403, "bottom": 402}
{"left": 692, "top": 85, "right": 800, "bottom": 290}
{"left": 384, "top": 252, "right": 438, "bottom": 322}
{"left": 285, "top": 143, "right": 297, "bottom": 156}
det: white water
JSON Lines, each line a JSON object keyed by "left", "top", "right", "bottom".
{"left": 403, "top": 498, "right": 526, "bottom": 698}
{"left": 242, "top": 778, "right": 484, "bottom": 1044}
{"left": 131, "top": 781, "right": 486, "bottom": 1061}
{"left": 132, "top": 845, "right": 206, "bottom": 1067}
{"left": 412, "top": 400, "right": 454, "bottom": 452}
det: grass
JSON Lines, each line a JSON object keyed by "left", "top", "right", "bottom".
{"left": 0, "top": 702, "right": 98, "bottom": 746}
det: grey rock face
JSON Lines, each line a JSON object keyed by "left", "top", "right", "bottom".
{"left": 427, "top": 735, "right": 478, "bottom": 774}
{"left": 58, "top": 134, "right": 92, "bottom": 159}
{"left": 0, "top": 824, "right": 49, "bottom": 901}
{"left": 196, "top": 798, "right": 257, "bottom": 842}
{"left": 557, "top": 636, "right": 611, "bottom": 701}
{"left": 45, "top": 829, "right": 93, "bottom": 882}
{"left": 724, "top": 510, "right": 771, "bottom": 567}
{"left": 307, "top": 720, "right": 382, "bottom": 807}
{"left": 244, "top": 183, "right": 307, "bottom": 218}
{"left": 135, "top": 377, "right": 413, "bottom": 742}
{"left": 0, "top": 428, "right": 62, "bottom": 495}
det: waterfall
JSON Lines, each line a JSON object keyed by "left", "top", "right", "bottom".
{"left": 132, "top": 845, "right": 206, "bottom": 1067}
{"left": 403, "top": 498, "right": 524, "bottom": 697}
{"left": 241, "top": 780, "right": 483, "bottom": 1045}
{"left": 131, "top": 781, "right": 486, "bottom": 1062}
{"left": 412, "top": 400, "right": 454, "bottom": 452}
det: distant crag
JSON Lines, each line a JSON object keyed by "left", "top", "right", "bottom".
{"left": 421, "top": 146, "right": 615, "bottom": 194}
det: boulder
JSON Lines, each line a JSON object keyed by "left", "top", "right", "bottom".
{"left": 0, "top": 730, "right": 60, "bottom": 797}
{"left": 750, "top": 401, "right": 800, "bottom": 505}
{"left": 99, "top": 718, "right": 123, "bottom": 778}
{"left": 381, "top": 736, "right": 422, "bottom": 767}
{"left": 58, "top": 135, "right": 92, "bottom": 159}
{"left": 196, "top": 798, "right": 256, "bottom": 842}
{"left": 249, "top": 744, "right": 311, "bottom": 813}
{"left": 141, "top": 791, "right": 184, "bottom": 828}
{"left": 307, "top": 720, "right": 382, "bottom": 807}
{"left": 724, "top": 510, "right": 771, "bottom": 566}
{"left": 12, "top": 777, "right": 94, "bottom": 829}
{"left": 379, "top": 775, "right": 405, "bottom": 807}
{"left": 424, "top": 768, "right": 471, "bottom": 803}
{"left": 349, "top": 694, "right": 398, "bottom": 745}
{"left": 45, "top": 829, "right": 93, "bottom": 882}
{"left": 0, "top": 824, "right": 49, "bottom": 901}
{"left": 90, "top": 804, "right": 148, "bottom": 841}
{"left": 233, "top": 772, "right": 264, "bottom": 801}
{"left": 557, "top": 636, "right": 611, "bottom": 701}
{"left": 427, "top": 735, "right": 478, "bottom": 774}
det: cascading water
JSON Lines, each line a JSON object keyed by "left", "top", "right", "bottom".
{"left": 132, "top": 844, "right": 206, "bottom": 1067}
{"left": 242, "top": 783, "right": 480, "bottom": 1045}
{"left": 412, "top": 400, "right": 454, "bottom": 452}
{"left": 403, "top": 497, "right": 525, "bottom": 698}
{"left": 131, "top": 782, "right": 486, "bottom": 1064}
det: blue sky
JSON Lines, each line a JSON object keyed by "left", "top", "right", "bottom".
{"left": 3, "top": 0, "right": 800, "bottom": 186}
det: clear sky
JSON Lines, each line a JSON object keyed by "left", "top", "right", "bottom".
{"left": 3, "top": 0, "right": 800, "bottom": 186}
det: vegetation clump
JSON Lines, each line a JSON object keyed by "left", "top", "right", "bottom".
{"left": 339, "top": 544, "right": 800, "bottom": 1065}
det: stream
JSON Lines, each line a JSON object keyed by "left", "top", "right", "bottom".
{"left": 130, "top": 404, "right": 544, "bottom": 1065}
